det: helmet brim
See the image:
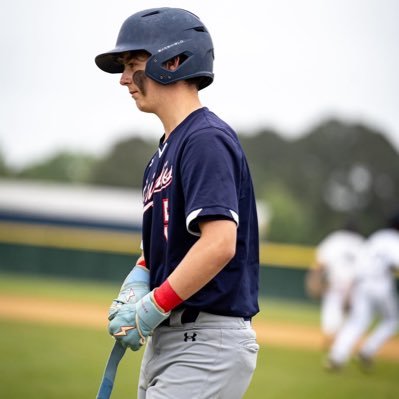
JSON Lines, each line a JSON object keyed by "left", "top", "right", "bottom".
{"left": 95, "top": 51, "right": 126, "bottom": 74}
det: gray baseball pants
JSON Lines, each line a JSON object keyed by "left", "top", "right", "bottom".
{"left": 137, "top": 310, "right": 259, "bottom": 399}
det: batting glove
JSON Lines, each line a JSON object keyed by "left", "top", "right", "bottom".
{"left": 108, "top": 291, "right": 170, "bottom": 351}
{"left": 108, "top": 264, "right": 150, "bottom": 321}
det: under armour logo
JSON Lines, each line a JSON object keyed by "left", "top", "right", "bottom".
{"left": 183, "top": 332, "right": 197, "bottom": 342}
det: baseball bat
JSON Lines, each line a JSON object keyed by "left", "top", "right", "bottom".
{"left": 96, "top": 341, "right": 127, "bottom": 399}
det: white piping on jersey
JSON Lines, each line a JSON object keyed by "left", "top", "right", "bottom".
{"left": 158, "top": 143, "right": 168, "bottom": 158}
{"left": 229, "top": 210, "right": 239, "bottom": 227}
{"left": 186, "top": 208, "right": 240, "bottom": 236}
{"left": 186, "top": 209, "right": 203, "bottom": 236}
{"left": 143, "top": 201, "right": 154, "bottom": 213}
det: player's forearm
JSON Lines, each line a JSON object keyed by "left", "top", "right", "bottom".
{"left": 167, "top": 219, "right": 237, "bottom": 300}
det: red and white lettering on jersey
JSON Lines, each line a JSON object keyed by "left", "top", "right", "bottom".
{"left": 143, "top": 163, "right": 173, "bottom": 207}
{"left": 163, "top": 198, "right": 169, "bottom": 240}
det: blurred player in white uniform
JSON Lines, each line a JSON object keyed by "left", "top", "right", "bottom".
{"left": 308, "top": 225, "right": 364, "bottom": 350}
{"left": 327, "top": 212, "right": 399, "bottom": 370}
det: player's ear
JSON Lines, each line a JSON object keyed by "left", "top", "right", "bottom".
{"left": 163, "top": 56, "right": 181, "bottom": 72}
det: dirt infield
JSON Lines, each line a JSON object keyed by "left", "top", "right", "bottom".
{"left": 1, "top": 295, "right": 399, "bottom": 361}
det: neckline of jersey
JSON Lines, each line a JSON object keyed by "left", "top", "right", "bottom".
{"left": 159, "top": 107, "right": 208, "bottom": 146}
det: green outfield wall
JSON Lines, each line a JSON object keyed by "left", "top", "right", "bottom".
{"left": 0, "top": 220, "right": 317, "bottom": 300}
{"left": 0, "top": 241, "right": 311, "bottom": 300}
{"left": 6, "top": 220, "right": 396, "bottom": 302}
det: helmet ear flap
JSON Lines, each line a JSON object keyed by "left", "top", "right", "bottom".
{"left": 157, "top": 52, "right": 209, "bottom": 90}
{"left": 146, "top": 42, "right": 213, "bottom": 89}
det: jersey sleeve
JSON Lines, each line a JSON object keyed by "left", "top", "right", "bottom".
{"left": 180, "top": 128, "right": 241, "bottom": 236}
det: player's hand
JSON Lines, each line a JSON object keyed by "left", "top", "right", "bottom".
{"left": 108, "top": 291, "right": 170, "bottom": 351}
{"left": 108, "top": 263, "right": 150, "bottom": 320}
{"left": 108, "top": 303, "right": 143, "bottom": 351}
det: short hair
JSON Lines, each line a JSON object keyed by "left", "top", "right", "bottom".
{"left": 116, "top": 50, "right": 150, "bottom": 65}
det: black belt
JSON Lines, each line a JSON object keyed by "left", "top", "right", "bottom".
{"left": 160, "top": 308, "right": 251, "bottom": 327}
{"left": 160, "top": 308, "right": 200, "bottom": 326}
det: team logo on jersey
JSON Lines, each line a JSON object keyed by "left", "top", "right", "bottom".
{"left": 143, "top": 162, "right": 173, "bottom": 205}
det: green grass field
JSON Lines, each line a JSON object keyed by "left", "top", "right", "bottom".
{"left": 1, "top": 273, "right": 398, "bottom": 398}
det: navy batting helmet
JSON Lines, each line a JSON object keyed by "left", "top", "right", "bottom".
{"left": 95, "top": 7, "right": 214, "bottom": 90}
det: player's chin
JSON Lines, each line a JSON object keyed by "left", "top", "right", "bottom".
{"left": 135, "top": 102, "right": 154, "bottom": 114}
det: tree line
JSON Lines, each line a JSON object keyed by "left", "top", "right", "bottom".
{"left": 1, "top": 118, "right": 398, "bottom": 245}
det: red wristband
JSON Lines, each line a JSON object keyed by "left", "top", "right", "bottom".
{"left": 154, "top": 279, "right": 183, "bottom": 312}
{"left": 136, "top": 258, "right": 147, "bottom": 268}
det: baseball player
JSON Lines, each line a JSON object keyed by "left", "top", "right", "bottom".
{"left": 307, "top": 225, "right": 364, "bottom": 351}
{"left": 326, "top": 212, "right": 399, "bottom": 371}
{"left": 95, "top": 7, "right": 260, "bottom": 399}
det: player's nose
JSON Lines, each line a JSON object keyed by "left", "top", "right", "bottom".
{"left": 120, "top": 70, "right": 132, "bottom": 86}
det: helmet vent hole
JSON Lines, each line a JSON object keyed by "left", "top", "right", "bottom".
{"left": 192, "top": 26, "right": 207, "bottom": 33}
{"left": 141, "top": 11, "right": 160, "bottom": 18}
{"left": 178, "top": 53, "right": 191, "bottom": 65}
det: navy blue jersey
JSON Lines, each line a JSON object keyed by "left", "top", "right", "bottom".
{"left": 142, "top": 108, "right": 259, "bottom": 317}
